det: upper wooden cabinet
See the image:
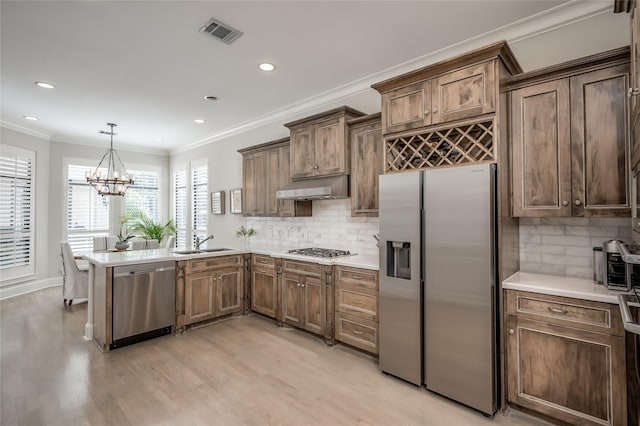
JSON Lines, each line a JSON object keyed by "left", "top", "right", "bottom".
{"left": 373, "top": 41, "right": 520, "bottom": 137}
{"left": 284, "top": 106, "right": 365, "bottom": 179}
{"left": 239, "top": 138, "right": 312, "bottom": 218}
{"left": 348, "top": 113, "right": 383, "bottom": 217}
{"left": 507, "top": 48, "right": 630, "bottom": 217}
{"left": 629, "top": 4, "right": 640, "bottom": 170}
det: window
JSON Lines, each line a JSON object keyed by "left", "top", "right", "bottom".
{"left": 192, "top": 163, "right": 208, "bottom": 243}
{"left": 0, "top": 145, "right": 35, "bottom": 279}
{"left": 66, "top": 164, "right": 110, "bottom": 252}
{"left": 174, "top": 168, "right": 188, "bottom": 249}
{"left": 125, "top": 169, "right": 160, "bottom": 222}
{"left": 173, "top": 160, "right": 208, "bottom": 250}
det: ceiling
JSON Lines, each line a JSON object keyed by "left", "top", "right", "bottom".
{"left": 0, "top": 1, "right": 622, "bottom": 154}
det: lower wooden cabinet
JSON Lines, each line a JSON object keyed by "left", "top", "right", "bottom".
{"left": 281, "top": 259, "right": 332, "bottom": 342}
{"left": 177, "top": 255, "right": 244, "bottom": 330}
{"left": 334, "top": 266, "right": 379, "bottom": 354}
{"left": 251, "top": 254, "right": 278, "bottom": 319}
{"left": 506, "top": 290, "right": 627, "bottom": 425}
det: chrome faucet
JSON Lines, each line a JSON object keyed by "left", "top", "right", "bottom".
{"left": 195, "top": 234, "right": 214, "bottom": 250}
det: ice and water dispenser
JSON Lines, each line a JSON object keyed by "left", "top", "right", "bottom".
{"left": 386, "top": 241, "right": 411, "bottom": 279}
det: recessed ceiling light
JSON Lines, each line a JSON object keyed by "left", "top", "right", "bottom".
{"left": 258, "top": 62, "right": 275, "bottom": 72}
{"left": 204, "top": 95, "right": 219, "bottom": 102}
{"left": 23, "top": 116, "right": 38, "bottom": 121}
{"left": 194, "top": 119, "right": 206, "bottom": 124}
{"left": 154, "top": 138, "right": 163, "bottom": 142}
{"left": 35, "top": 82, "right": 55, "bottom": 89}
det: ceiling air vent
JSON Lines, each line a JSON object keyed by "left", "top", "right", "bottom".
{"left": 199, "top": 18, "right": 243, "bottom": 45}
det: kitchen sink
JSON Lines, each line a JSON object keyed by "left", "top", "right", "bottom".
{"left": 174, "top": 248, "right": 232, "bottom": 255}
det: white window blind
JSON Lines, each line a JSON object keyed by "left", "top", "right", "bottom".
{"left": 192, "top": 164, "right": 208, "bottom": 244}
{"left": 125, "top": 169, "right": 159, "bottom": 222}
{"left": 0, "top": 146, "right": 34, "bottom": 276}
{"left": 67, "top": 164, "right": 110, "bottom": 252}
{"left": 174, "top": 168, "right": 188, "bottom": 250}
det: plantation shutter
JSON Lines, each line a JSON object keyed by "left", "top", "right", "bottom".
{"left": 0, "top": 146, "right": 34, "bottom": 276}
{"left": 67, "top": 164, "right": 110, "bottom": 252}
{"left": 174, "top": 168, "right": 188, "bottom": 250}
{"left": 125, "top": 170, "right": 159, "bottom": 222}
{"left": 192, "top": 163, "right": 208, "bottom": 244}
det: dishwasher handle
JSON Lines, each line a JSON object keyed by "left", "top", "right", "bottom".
{"left": 115, "top": 267, "right": 175, "bottom": 277}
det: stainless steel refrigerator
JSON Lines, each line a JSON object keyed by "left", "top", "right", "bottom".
{"left": 379, "top": 163, "right": 497, "bottom": 415}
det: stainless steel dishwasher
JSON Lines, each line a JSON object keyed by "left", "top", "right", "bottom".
{"left": 111, "top": 261, "right": 175, "bottom": 349}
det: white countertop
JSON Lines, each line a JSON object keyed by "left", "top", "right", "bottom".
{"left": 503, "top": 271, "right": 629, "bottom": 304}
{"left": 83, "top": 245, "right": 380, "bottom": 271}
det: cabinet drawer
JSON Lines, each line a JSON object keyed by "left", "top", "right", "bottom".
{"left": 336, "top": 266, "right": 378, "bottom": 288}
{"left": 336, "top": 284, "right": 377, "bottom": 321}
{"left": 506, "top": 290, "right": 624, "bottom": 337}
{"left": 282, "top": 259, "right": 323, "bottom": 277}
{"left": 252, "top": 254, "right": 275, "bottom": 269}
{"left": 335, "top": 312, "right": 378, "bottom": 354}
{"left": 190, "top": 255, "right": 243, "bottom": 272}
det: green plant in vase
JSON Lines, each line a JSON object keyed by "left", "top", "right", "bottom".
{"left": 121, "top": 208, "right": 177, "bottom": 243}
{"left": 236, "top": 226, "right": 256, "bottom": 250}
{"left": 115, "top": 229, "right": 135, "bottom": 250}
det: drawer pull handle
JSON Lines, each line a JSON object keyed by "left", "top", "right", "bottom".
{"left": 352, "top": 275, "right": 363, "bottom": 279}
{"left": 548, "top": 307, "right": 568, "bottom": 315}
{"left": 352, "top": 300, "right": 363, "bottom": 305}
{"left": 260, "top": 260, "right": 268, "bottom": 263}
{"left": 353, "top": 330, "right": 363, "bottom": 335}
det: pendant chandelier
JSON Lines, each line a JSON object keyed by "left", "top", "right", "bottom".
{"left": 85, "top": 123, "right": 134, "bottom": 196}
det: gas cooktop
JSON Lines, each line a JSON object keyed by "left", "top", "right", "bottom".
{"left": 287, "top": 247, "right": 352, "bottom": 258}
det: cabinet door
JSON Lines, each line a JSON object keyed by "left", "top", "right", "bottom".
{"left": 507, "top": 316, "right": 626, "bottom": 426}
{"left": 350, "top": 120, "right": 383, "bottom": 217}
{"left": 278, "top": 145, "right": 295, "bottom": 216}
{"left": 511, "top": 80, "right": 572, "bottom": 217}
{"left": 432, "top": 61, "right": 495, "bottom": 124}
{"left": 251, "top": 267, "right": 278, "bottom": 318}
{"left": 185, "top": 272, "right": 215, "bottom": 324}
{"left": 570, "top": 65, "right": 630, "bottom": 217}
{"left": 217, "top": 267, "right": 243, "bottom": 316}
{"left": 290, "top": 127, "right": 315, "bottom": 179}
{"left": 282, "top": 273, "right": 303, "bottom": 327}
{"left": 302, "top": 275, "right": 326, "bottom": 335}
{"left": 381, "top": 80, "right": 432, "bottom": 135}
{"left": 314, "top": 117, "right": 346, "bottom": 176}
{"left": 631, "top": 6, "right": 640, "bottom": 121}
{"left": 242, "top": 155, "right": 256, "bottom": 215}
{"left": 265, "top": 148, "right": 279, "bottom": 216}
{"left": 242, "top": 152, "right": 267, "bottom": 216}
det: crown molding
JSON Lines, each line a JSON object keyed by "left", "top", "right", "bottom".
{"left": 0, "top": 120, "right": 52, "bottom": 140}
{"left": 171, "top": 0, "right": 613, "bottom": 155}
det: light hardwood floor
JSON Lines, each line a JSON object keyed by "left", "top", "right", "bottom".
{"left": 1, "top": 287, "right": 546, "bottom": 426}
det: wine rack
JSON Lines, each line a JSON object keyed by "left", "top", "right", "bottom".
{"left": 384, "top": 119, "right": 495, "bottom": 172}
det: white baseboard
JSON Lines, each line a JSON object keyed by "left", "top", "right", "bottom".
{"left": 0, "top": 277, "right": 62, "bottom": 300}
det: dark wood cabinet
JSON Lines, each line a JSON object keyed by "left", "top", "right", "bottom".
{"left": 629, "top": 5, "right": 640, "bottom": 171}
{"left": 281, "top": 259, "right": 331, "bottom": 342}
{"left": 285, "top": 106, "right": 365, "bottom": 179}
{"left": 508, "top": 49, "right": 630, "bottom": 217}
{"left": 506, "top": 290, "right": 627, "bottom": 425}
{"left": 250, "top": 254, "right": 278, "bottom": 319}
{"left": 239, "top": 138, "right": 311, "bottom": 218}
{"left": 334, "top": 266, "right": 379, "bottom": 354}
{"left": 348, "top": 113, "right": 383, "bottom": 217}
{"left": 381, "top": 80, "right": 432, "bottom": 135}
{"left": 177, "top": 255, "right": 245, "bottom": 330}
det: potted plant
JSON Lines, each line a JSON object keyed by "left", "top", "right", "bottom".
{"left": 115, "top": 230, "right": 135, "bottom": 251}
{"left": 236, "top": 226, "right": 256, "bottom": 250}
{"left": 121, "top": 208, "right": 177, "bottom": 243}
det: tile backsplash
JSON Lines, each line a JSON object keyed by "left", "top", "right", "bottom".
{"left": 246, "top": 199, "right": 380, "bottom": 256}
{"left": 519, "top": 217, "right": 632, "bottom": 279}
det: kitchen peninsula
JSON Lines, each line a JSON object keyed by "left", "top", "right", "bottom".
{"left": 82, "top": 247, "right": 378, "bottom": 351}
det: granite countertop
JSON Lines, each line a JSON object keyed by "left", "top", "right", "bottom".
{"left": 84, "top": 245, "right": 380, "bottom": 271}
{"left": 503, "top": 271, "right": 634, "bottom": 305}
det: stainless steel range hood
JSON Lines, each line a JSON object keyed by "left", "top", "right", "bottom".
{"left": 276, "top": 175, "right": 349, "bottom": 200}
